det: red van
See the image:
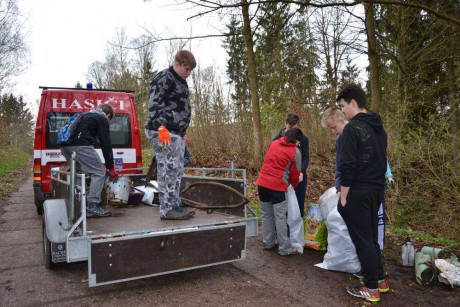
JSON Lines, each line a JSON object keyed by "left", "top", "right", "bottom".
{"left": 33, "top": 85, "right": 143, "bottom": 214}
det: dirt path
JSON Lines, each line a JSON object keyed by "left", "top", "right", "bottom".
{"left": 0, "top": 177, "right": 458, "bottom": 306}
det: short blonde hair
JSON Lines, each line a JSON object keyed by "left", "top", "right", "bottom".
{"left": 321, "top": 107, "right": 346, "bottom": 128}
{"left": 175, "top": 50, "right": 197, "bottom": 69}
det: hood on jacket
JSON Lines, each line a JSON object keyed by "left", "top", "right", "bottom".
{"left": 352, "top": 112, "right": 384, "bottom": 133}
{"left": 277, "top": 128, "right": 304, "bottom": 140}
{"left": 90, "top": 107, "right": 107, "bottom": 117}
{"left": 277, "top": 136, "right": 298, "bottom": 147}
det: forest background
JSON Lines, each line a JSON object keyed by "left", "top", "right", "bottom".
{"left": 1, "top": 0, "right": 459, "bottom": 248}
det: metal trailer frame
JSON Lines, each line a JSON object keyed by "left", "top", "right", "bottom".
{"left": 42, "top": 153, "right": 258, "bottom": 287}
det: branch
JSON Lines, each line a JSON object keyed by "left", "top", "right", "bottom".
{"left": 115, "top": 33, "right": 241, "bottom": 50}
{"left": 185, "top": 0, "right": 460, "bottom": 26}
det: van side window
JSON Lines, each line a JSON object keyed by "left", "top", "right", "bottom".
{"left": 46, "top": 112, "right": 74, "bottom": 148}
{"left": 46, "top": 112, "right": 131, "bottom": 149}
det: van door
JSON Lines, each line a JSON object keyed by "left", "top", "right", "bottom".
{"left": 89, "top": 91, "right": 142, "bottom": 174}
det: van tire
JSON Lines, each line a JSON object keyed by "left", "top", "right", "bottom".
{"left": 35, "top": 198, "right": 44, "bottom": 215}
{"left": 42, "top": 219, "right": 55, "bottom": 268}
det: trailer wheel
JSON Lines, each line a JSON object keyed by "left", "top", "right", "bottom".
{"left": 35, "top": 199, "right": 44, "bottom": 215}
{"left": 42, "top": 219, "right": 55, "bottom": 268}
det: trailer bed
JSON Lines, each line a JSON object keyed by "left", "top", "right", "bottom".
{"left": 86, "top": 205, "right": 249, "bottom": 238}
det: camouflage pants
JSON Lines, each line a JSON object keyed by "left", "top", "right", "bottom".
{"left": 145, "top": 129, "right": 185, "bottom": 215}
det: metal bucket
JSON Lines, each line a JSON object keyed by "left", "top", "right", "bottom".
{"left": 105, "top": 176, "right": 132, "bottom": 207}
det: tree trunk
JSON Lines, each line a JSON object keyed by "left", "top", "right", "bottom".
{"left": 447, "top": 59, "right": 459, "bottom": 162}
{"left": 396, "top": 6, "right": 408, "bottom": 119}
{"left": 241, "top": 0, "right": 263, "bottom": 166}
{"left": 364, "top": 2, "right": 382, "bottom": 112}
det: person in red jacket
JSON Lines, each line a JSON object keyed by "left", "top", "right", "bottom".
{"left": 256, "top": 128, "right": 303, "bottom": 256}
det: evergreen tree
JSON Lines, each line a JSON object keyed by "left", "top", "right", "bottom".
{"left": 223, "top": 16, "right": 250, "bottom": 122}
{"left": 0, "top": 93, "right": 34, "bottom": 152}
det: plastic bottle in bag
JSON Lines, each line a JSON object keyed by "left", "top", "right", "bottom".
{"left": 402, "top": 237, "right": 415, "bottom": 266}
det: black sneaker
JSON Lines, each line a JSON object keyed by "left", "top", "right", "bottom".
{"left": 177, "top": 206, "right": 195, "bottom": 217}
{"left": 87, "top": 203, "right": 112, "bottom": 218}
{"left": 160, "top": 208, "right": 190, "bottom": 220}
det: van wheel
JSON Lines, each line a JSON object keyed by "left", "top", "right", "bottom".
{"left": 42, "top": 219, "right": 55, "bottom": 268}
{"left": 35, "top": 198, "right": 44, "bottom": 215}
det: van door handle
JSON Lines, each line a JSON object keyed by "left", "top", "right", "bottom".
{"left": 116, "top": 152, "right": 124, "bottom": 154}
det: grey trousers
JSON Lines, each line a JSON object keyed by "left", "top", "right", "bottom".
{"left": 145, "top": 129, "right": 185, "bottom": 216}
{"left": 61, "top": 146, "right": 106, "bottom": 205}
{"left": 260, "top": 200, "right": 292, "bottom": 255}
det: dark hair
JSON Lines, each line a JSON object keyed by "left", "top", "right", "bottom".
{"left": 285, "top": 128, "right": 302, "bottom": 143}
{"left": 98, "top": 104, "right": 115, "bottom": 120}
{"left": 286, "top": 113, "right": 299, "bottom": 126}
{"left": 336, "top": 84, "right": 367, "bottom": 109}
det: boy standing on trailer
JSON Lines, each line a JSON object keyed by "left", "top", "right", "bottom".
{"left": 145, "top": 50, "right": 196, "bottom": 220}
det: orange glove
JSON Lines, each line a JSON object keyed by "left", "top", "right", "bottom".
{"left": 158, "top": 125, "right": 171, "bottom": 146}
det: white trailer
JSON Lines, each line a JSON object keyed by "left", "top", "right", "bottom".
{"left": 42, "top": 153, "right": 258, "bottom": 287}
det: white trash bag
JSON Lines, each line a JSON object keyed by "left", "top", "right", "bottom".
{"left": 318, "top": 187, "right": 338, "bottom": 219}
{"left": 315, "top": 187, "right": 361, "bottom": 273}
{"left": 134, "top": 180, "right": 158, "bottom": 206}
{"left": 286, "top": 185, "right": 304, "bottom": 254}
{"left": 435, "top": 259, "right": 460, "bottom": 287}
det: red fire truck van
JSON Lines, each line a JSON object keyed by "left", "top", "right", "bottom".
{"left": 33, "top": 85, "right": 143, "bottom": 215}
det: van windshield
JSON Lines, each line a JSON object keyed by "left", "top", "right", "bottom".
{"left": 46, "top": 112, "right": 132, "bottom": 148}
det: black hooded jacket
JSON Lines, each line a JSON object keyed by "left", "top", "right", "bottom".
{"left": 61, "top": 111, "right": 114, "bottom": 169}
{"left": 339, "top": 112, "right": 387, "bottom": 189}
{"left": 274, "top": 128, "right": 309, "bottom": 173}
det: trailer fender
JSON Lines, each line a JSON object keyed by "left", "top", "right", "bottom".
{"left": 43, "top": 199, "right": 70, "bottom": 243}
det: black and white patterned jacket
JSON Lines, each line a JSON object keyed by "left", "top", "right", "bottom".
{"left": 145, "top": 66, "right": 191, "bottom": 137}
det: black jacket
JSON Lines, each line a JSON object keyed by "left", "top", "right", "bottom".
{"left": 62, "top": 111, "right": 114, "bottom": 169}
{"left": 274, "top": 128, "right": 309, "bottom": 173}
{"left": 339, "top": 112, "right": 387, "bottom": 189}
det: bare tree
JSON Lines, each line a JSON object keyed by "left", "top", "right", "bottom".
{"left": 0, "top": 0, "right": 29, "bottom": 91}
{"left": 132, "top": 35, "right": 158, "bottom": 144}
{"left": 86, "top": 61, "right": 108, "bottom": 88}
{"left": 312, "top": 5, "right": 362, "bottom": 103}
{"left": 241, "top": 0, "right": 263, "bottom": 165}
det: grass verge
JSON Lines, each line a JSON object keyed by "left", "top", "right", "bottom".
{"left": 0, "top": 147, "right": 31, "bottom": 199}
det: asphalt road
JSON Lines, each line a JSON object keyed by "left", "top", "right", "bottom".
{"left": 1, "top": 177, "right": 459, "bottom": 306}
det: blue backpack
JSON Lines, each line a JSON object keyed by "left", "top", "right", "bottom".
{"left": 57, "top": 113, "right": 83, "bottom": 145}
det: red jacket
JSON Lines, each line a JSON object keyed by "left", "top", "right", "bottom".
{"left": 256, "top": 136, "right": 301, "bottom": 192}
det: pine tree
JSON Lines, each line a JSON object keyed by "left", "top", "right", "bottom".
{"left": 223, "top": 16, "right": 250, "bottom": 122}
{"left": 0, "top": 93, "right": 34, "bottom": 152}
